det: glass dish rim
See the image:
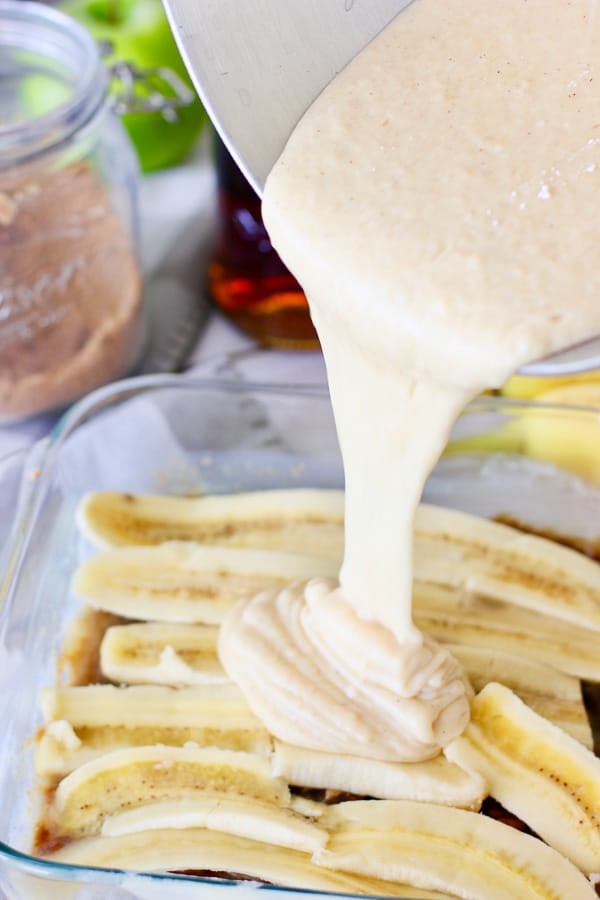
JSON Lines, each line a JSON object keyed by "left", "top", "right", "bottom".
{"left": 1, "top": 370, "right": 599, "bottom": 890}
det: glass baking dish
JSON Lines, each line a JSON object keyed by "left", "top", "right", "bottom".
{"left": 0, "top": 373, "right": 599, "bottom": 900}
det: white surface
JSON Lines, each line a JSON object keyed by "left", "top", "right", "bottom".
{"left": 188, "top": 314, "right": 326, "bottom": 384}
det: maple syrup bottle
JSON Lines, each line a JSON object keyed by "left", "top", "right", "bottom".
{"left": 208, "top": 135, "right": 319, "bottom": 349}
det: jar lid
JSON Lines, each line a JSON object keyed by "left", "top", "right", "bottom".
{"left": 0, "top": 0, "right": 108, "bottom": 166}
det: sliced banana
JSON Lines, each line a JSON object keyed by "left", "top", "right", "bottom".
{"left": 414, "top": 504, "right": 600, "bottom": 632}
{"left": 39, "top": 486, "right": 600, "bottom": 894}
{"left": 41, "top": 684, "right": 260, "bottom": 730}
{"left": 415, "top": 583, "right": 600, "bottom": 681}
{"left": 74, "top": 543, "right": 337, "bottom": 623}
{"left": 35, "top": 719, "right": 271, "bottom": 779}
{"left": 449, "top": 644, "right": 593, "bottom": 748}
{"left": 272, "top": 742, "right": 485, "bottom": 809}
{"left": 77, "top": 489, "right": 345, "bottom": 557}
{"left": 316, "top": 799, "right": 596, "bottom": 899}
{"left": 100, "top": 622, "right": 227, "bottom": 686}
{"left": 46, "top": 828, "right": 453, "bottom": 898}
{"left": 445, "top": 682, "right": 600, "bottom": 875}
{"left": 79, "top": 491, "right": 600, "bottom": 632}
{"left": 51, "top": 746, "right": 290, "bottom": 839}
{"left": 101, "top": 795, "right": 327, "bottom": 854}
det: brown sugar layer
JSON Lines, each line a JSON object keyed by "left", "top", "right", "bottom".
{"left": 59, "top": 609, "right": 127, "bottom": 687}
{"left": 0, "top": 162, "right": 142, "bottom": 422}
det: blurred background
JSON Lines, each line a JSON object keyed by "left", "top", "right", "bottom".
{"left": 0, "top": 0, "right": 599, "bottom": 485}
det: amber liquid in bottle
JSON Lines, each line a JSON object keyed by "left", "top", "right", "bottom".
{"left": 208, "top": 135, "right": 319, "bottom": 349}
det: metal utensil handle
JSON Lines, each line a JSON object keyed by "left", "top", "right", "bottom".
{"left": 108, "top": 60, "right": 195, "bottom": 122}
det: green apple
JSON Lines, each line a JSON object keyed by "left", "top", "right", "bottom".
{"left": 58, "top": 0, "right": 206, "bottom": 172}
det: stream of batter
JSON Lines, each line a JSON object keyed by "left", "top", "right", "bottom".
{"left": 219, "top": 0, "right": 600, "bottom": 761}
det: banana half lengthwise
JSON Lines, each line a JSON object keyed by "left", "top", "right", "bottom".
{"left": 272, "top": 742, "right": 485, "bottom": 810}
{"left": 73, "top": 543, "right": 338, "bottom": 624}
{"left": 316, "top": 800, "right": 597, "bottom": 899}
{"left": 100, "top": 795, "right": 328, "bottom": 854}
{"left": 50, "top": 746, "right": 291, "bottom": 840}
{"left": 414, "top": 504, "right": 600, "bottom": 633}
{"left": 40, "top": 684, "right": 260, "bottom": 731}
{"left": 445, "top": 683, "right": 600, "bottom": 875}
{"left": 447, "top": 644, "right": 594, "bottom": 749}
{"left": 36, "top": 684, "right": 272, "bottom": 776}
{"left": 46, "top": 828, "right": 454, "bottom": 899}
{"left": 99, "top": 622, "right": 227, "bottom": 687}
{"left": 78, "top": 489, "right": 600, "bottom": 633}
{"left": 77, "top": 489, "right": 345, "bottom": 558}
{"left": 415, "top": 582, "right": 600, "bottom": 682}
{"left": 35, "top": 719, "right": 272, "bottom": 779}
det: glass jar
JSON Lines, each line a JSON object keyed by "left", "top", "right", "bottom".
{"left": 208, "top": 134, "right": 319, "bottom": 350}
{"left": 0, "top": 0, "right": 145, "bottom": 424}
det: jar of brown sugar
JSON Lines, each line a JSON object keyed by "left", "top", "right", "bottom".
{"left": 0, "top": 0, "right": 146, "bottom": 423}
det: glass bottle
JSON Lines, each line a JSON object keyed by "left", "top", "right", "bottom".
{"left": 208, "top": 135, "right": 319, "bottom": 350}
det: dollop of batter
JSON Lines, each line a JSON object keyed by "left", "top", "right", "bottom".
{"left": 219, "top": 579, "right": 472, "bottom": 762}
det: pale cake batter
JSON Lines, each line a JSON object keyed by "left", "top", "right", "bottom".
{"left": 219, "top": 0, "right": 600, "bottom": 761}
